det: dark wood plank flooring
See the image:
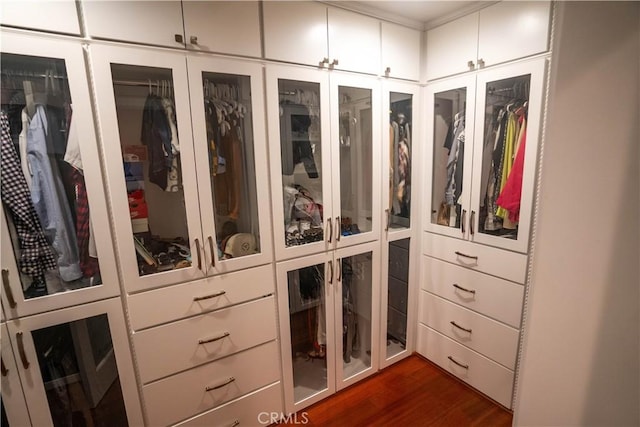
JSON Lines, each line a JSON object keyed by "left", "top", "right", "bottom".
{"left": 279, "top": 354, "right": 513, "bottom": 427}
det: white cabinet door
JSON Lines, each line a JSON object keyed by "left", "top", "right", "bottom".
{"left": 425, "top": 12, "right": 479, "bottom": 81}
{"left": 90, "top": 44, "right": 205, "bottom": 292}
{"left": 424, "top": 74, "right": 477, "bottom": 241}
{"left": 1, "top": 324, "right": 31, "bottom": 426}
{"left": 328, "top": 7, "right": 380, "bottom": 75}
{"left": 5, "top": 298, "right": 144, "bottom": 427}
{"left": 82, "top": 0, "right": 185, "bottom": 48}
{"left": 182, "top": 1, "right": 261, "bottom": 57}
{"left": 1, "top": 0, "right": 80, "bottom": 35}
{"left": 469, "top": 57, "right": 548, "bottom": 253}
{"left": 478, "top": 1, "right": 551, "bottom": 68}
{"left": 0, "top": 32, "right": 120, "bottom": 319}
{"left": 263, "top": 1, "right": 329, "bottom": 67}
{"left": 381, "top": 22, "right": 421, "bottom": 81}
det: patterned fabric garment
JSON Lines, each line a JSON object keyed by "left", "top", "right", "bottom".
{"left": 68, "top": 167, "right": 100, "bottom": 277}
{"left": 0, "top": 111, "right": 57, "bottom": 278}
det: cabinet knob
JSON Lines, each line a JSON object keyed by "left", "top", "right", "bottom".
{"left": 467, "top": 60, "right": 475, "bottom": 70}
{"left": 331, "top": 59, "right": 339, "bottom": 67}
{"left": 385, "top": 66, "right": 391, "bottom": 76}
{"left": 174, "top": 34, "right": 184, "bottom": 44}
{"left": 190, "top": 36, "right": 198, "bottom": 45}
{"left": 320, "top": 57, "right": 329, "bottom": 67}
{"left": 478, "top": 58, "right": 485, "bottom": 68}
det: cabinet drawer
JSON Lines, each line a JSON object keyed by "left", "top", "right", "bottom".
{"left": 419, "top": 291, "right": 519, "bottom": 369}
{"left": 417, "top": 324, "right": 514, "bottom": 408}
{"left": 422, "top": 257, "right": 524, "bottom": 328}
{"left": 128, "top": 265, "right": 275, "bottom": 330}
{"left": 144, "top": 341, "right": 280, "bottom": 427}
{"left": 174, "top": 382, "right": 283, "bottom": 427}
{"left": 422, "top": 232, "right": 527, "bottom": 283}
{"left": 134, "top": 296, "right": 277, "bottom": 383}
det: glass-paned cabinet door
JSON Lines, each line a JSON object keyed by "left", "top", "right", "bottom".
{"left": 382, "top": 238, "right": 410, "bottom": 363}
{"left": 266, "top": 65, "right": 332, "bottom": 261}
{"left": 276, "top": 253, "right": 336, "bottom": 413}
{"left": 0, "top": 32, "right": 118, "bottom": 318}
{"left": 187, "top": 57, "right": 272, "bottom": 273}
{"left": 335, "top": 242, "right": 379, "bottom": 390}
{"left": 90, "top": 45, "right": 204, "bottom": 292}
{"left": 2, "top": 323, "right": 31, "bottom": 426}
{"left": 6, "top": 298, "right": 144, "bottom": 426}
{"left": 470, "top": 58, "right": 546, "bottom": 253}
{"left": 425, "top": 75, "right": 476, "bottom": 240}
{"left": 331, "top": 75, "right": 381, "bottom": 249}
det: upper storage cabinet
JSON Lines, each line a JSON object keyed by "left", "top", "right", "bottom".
{"left": 82, "top": 1, "right": 261, "bottom": 56}
{"left": 90, "top": 45, "right": 272, "bottom": 293}
{"left": 381, "top": 22, "right": 421, "bottom": 81}
{"left": 263, "top": 2, "right": 381, "bottom": 75}
{"left": 0, "top": 32, "right": 119, "bottom": 319}
{"left": 424, "top": 1, "right": 551, "bottom": 81}
{"left": 1, "top": 0, "right": 80, "bottom": 35}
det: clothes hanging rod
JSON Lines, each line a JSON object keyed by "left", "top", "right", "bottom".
{"left": 113, "top": 79, "right": 157, "bottom": 87}
{"left": 1, "top": 72, "right": 67, "bottom": 79}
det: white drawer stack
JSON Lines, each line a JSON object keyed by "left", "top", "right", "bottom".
{"left": 417, "top": 233, "right": 526, "bottom": 408}
{"left": 127, "top": 265, "right": 283, "bottom": 426}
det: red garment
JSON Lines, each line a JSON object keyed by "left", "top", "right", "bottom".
{"left": 69, "top": 168, "right": 100, "bottom": 277}
{"left": 496, "top": 127, "right": 526, "bottom": 222}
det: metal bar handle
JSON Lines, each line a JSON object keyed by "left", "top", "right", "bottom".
{"left": 198, "top": 332, "right": 230, "bottom": 345}
{"left": 450, "top": 321, "right": 472, "bottom": 334}
{"left": 470, "top": 210, "right": 476, "bottom": 236}
{"left": 461, "top": 209, "right": 466, "bottom": 235}
{"left": 1, "top": 357, "right": 8, "bottom": 376}
{"left": 195, "top": 238, "right": 202, "bottom": 270}
{"left": 455, "top": 251, "right": 478, "bottom": 260}
{"left": 335, "top": 216, "right": 341, "bottom": 242}
{"left": 16, "top": 332, "right": 29, "bottom": 369}
{"left": 326, "top": 218, "right": 333, "bottom": 244}
{"left": 2, "top": 269, "right": 17, "bottom": 308}
{"left": 208, "top": 236, "right": 216, "bottom": 267}
{"left": 193, "top": 290, "right": 226, "bottom": 302}
{"left": 228, "top": 421, "right": 240, "bottom": 427}
{"left": 452, "top": 284, "right": 476, "bottom": 294}
{"left": 328, "top": 260, "right": 334, "bottom": 284}
{"left": 448, "top": 355, "right": 469, "bottom": 369}
{"left": 385, "top": 209, "right": 390, "bottom": 232}
{"left": 205, "top": 376, "right": 235, "bottom": 392}
{"left": 336, "top": 258, "right": 342, "bottom": 281}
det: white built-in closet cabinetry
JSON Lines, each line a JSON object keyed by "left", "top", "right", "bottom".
{"left": 418, "top": 1, "right": 552, "bottom": 409}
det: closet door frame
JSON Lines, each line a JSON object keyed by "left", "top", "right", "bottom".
{"left": 265, "top": 64, "right": 333, "bottom": 262}
{"left": 423, "top": 73, "right": 477, "bottom": 241}
{"left": 5, "top": 297, "right": 144, "bottom": 427}
{"left": 1, "top": 323, "right": 32, "bottom": 426}
{"left": 0, "top": 31, "right": 119, "bottom": 319}
{"left": 187, "top": 55, "right": 273, "bottom": 275}
{"left": 329, "top": 72, "right": 382, "bottom": 251}
{"left": 469, "top": 57, "right": 547, "bottom": 253}
{"left": 89, "top": 43, "right": 205, "bottom": 293}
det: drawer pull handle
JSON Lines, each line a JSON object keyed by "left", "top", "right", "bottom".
{"left": 455, "top": 251, "right": 478, "bottom": 260}
{"left": 453, "top": 284, "right": 476, "bottom": 294}
{"left": 1, "top": 357, "right": 8, "bottom": 376}
{"left": 16, "top": 332, "right": 29, "bottom": 369}
{"left": 205, "top": 376, "right": 235, "bottom": 392}
{"left": 193, "top": 290, "right": 226, "bottom": 302}
{"left": 208, "top": 236, "right": 216, "bottom": 267}
{"left": 450, "top": 321, "right": 472, "bottom": 334}
{"left": 327, "top": 218, "right": 333, "bottom": 244}
{"left": 448, "top": 355, "right": 469, "bottom": 370}
{"left": 198, "top": 332, "right": 230, "bottom": 345}
{"left": 2, "top": 269, "right": 17, "bottom": 308}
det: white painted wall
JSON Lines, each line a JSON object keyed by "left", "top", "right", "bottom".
{"left": 515, "top": 2, "right": 640, "bottom": 426}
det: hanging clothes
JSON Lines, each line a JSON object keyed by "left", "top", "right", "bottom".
{"left": 0, "top": 110, "right": 57, "bottom": 279}
{"left": 161, "top": 97, "right": 180, "bottom": 192}
{"left": 496, "top": 115, "right": 527, "bottom": 222}
{"left": 484, "top": 108, "right": 509, "bottom": 231}
{"left": 444, "top": 112, "right": 465, "bottom": 207}
{"left": 141, "top": 94, "right": 173, "bottom": 190}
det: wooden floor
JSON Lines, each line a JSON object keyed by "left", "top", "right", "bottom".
{"left": 280, "top": 354, "right": 513, "bottom": 427}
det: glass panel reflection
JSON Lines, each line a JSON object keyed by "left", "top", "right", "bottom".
{"left": 110, "top": 64, "right": 191, "bottom": 276}
{"left": 287, "top": 263, "right": 327, "bottom": 403}
{"left": 31, "top": 314, "right": 128, "bottom": 426}
{"left": 341, "top": 252, "right": 372, "bottom": 379}
{"left": 389, "top": 92, "right": 412, "bottom": 229}
{"left": 478, "top": 74, "right": 531, "bottom": 239}
{"left": 278, "top": 80, "right": 324, "bottom": 247}
{"left": 386, "top": 239, "right": 409, "bottom": 359}
{"left": 338, "top": 86, "right": 372, "bottom": 238}
{"left": 1, "top": 53, "right": 102, "bottom": 299}
{"left": 431, "top": 88, "right": 467, "bottom": 230}
{"left": 201, "top": 72, "right": 260, "bottom": 260}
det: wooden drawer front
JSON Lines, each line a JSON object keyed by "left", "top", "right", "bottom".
{"left": 174, "top": 382, "right": 283, "bottom": 427}
{"left": 422, "top": 257, "right": 524, "bottom": 328}
{"left": 422, "top": 232, "right": 527, "bottom": 283}
{"left": 134, "top": 296, "right": 277, "bottom": 384}
{"left": 143, "top": 341, "right": 280, "bottom": 427}
{"left": 128, "top": 265, "right": 274, "bottom": 330}
{"left": 419, "top": 291, "right": 519, "bottom": 369}
{"left": 417, "top": 324, "right": 514, "bottom": 408}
